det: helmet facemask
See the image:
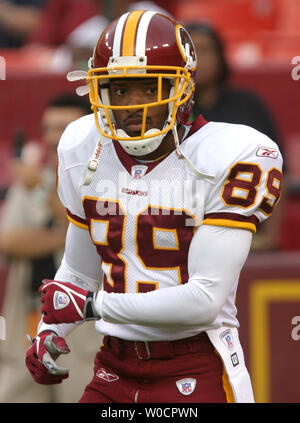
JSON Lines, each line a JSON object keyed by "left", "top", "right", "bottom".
{"left": 86, "top": 57, "right": 195, "bottom": 156}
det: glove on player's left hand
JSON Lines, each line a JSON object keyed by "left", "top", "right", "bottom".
{"left": 39, "top": 280, "right": 100, "bottom": 324}
{"left": 25, "top": 331, "right": 70, "bottom": 385}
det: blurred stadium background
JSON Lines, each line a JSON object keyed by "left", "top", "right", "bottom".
{"left": 0, "top": 0, "right": 299, "bottom": 403}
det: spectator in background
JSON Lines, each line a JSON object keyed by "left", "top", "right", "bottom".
{"left": 0, "top": 94, "right": 100, "bottom": 403}
{"left": 186, "top": 22, "right": 284, "bottom": 251}
{"left": 0, "top": 0, "right": 46, "bottom": 48}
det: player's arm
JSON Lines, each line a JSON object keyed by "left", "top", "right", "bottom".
{"left": 39, "top": 223, "right": 251, "bottom": 328}
{"left": 94, "top": 224, "right": 252, "bottom": 327}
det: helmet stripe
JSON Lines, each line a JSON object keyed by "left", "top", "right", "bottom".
{"left": 135, "top": 10, "right": 157, "bottom": 56}
{"left": 113, "top": 12, "right": 129, "bottom": 57}
{"left": 122, "top": 10, "right": 145, "bottom": 56}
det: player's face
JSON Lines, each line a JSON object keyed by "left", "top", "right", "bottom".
{"left": 109, "top": 78, "right": 170, "bottom": 138}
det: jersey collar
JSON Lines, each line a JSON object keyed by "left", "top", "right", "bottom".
{"left": 112, "top": 115, "right": 208, "bottom": 176}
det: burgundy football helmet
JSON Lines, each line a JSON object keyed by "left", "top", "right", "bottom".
{"left": 86, "top": 10, "right": 197, "bottom": 156}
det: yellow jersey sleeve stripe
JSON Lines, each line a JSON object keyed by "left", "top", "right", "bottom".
{"left": 66, "top": 209, "right": 89, "bottom": 230}
{"left": 202, "top": 212, "right": 259, "bottom": 234}
{"left": 202, "top": 218, "right": 257, "bottom": 234}
{"left": 67, "top": 214, "right": 89, "bottom": 230}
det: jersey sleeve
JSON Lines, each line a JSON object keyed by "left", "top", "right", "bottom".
{"left": 201, "top": 125, "right": 283, "bottom": 233}
{"left": 56, "top": 121, "right": 89, "bottom": 230}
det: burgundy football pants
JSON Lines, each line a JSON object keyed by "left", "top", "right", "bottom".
{"left": 79, "top": 332, "right": 234, "bottom": 403}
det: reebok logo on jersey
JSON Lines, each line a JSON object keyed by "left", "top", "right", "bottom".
{"left": 176, "top": 378, "right": 196, "bottom": 395}
{"left": 256, "top": 146, "right": 278, "bottom": 159}
{"left": 96, "top": 368, "right": 119, "bottom": 382}
{"left": 53, "top": 291, "right": 70, "bottom": 310}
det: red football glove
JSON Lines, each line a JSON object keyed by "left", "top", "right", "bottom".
{"left": 25, "top": 331, "right": 70, "bottom": 385}
{"left": 39, "top": 280, "right": 100, "bottom": 324}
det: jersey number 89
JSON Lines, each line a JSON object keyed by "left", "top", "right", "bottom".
{"left": 222, "top": 162, "right": 282, "bottom": 215}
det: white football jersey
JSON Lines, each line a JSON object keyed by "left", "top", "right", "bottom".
{"left": 57, "top": 113, "right": 283, "bottom": 340}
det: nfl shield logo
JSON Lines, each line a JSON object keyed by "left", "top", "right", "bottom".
{"left": 225, "top": 334, "right": 233, "bottom": 349}
{"left": 53, "top": 291, "right": 70, "bottom": 310}
{"left": 220, "top": 329, "right": 234, "bottom": 350}
{"left": 176, "top": 378, "right": 196, "bottom": 396}
{"left": 131, "top": 165, "right": 148, "bottom": 179}
{"left": 182, "top": 382, "right": 192, "bottom": 393}
{"left": 134, "top": 169, "right": 143, "bottom": 179}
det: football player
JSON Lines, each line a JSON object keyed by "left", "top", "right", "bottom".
{"left": 26, "top": 10, "right": 282, "bottom": 403}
